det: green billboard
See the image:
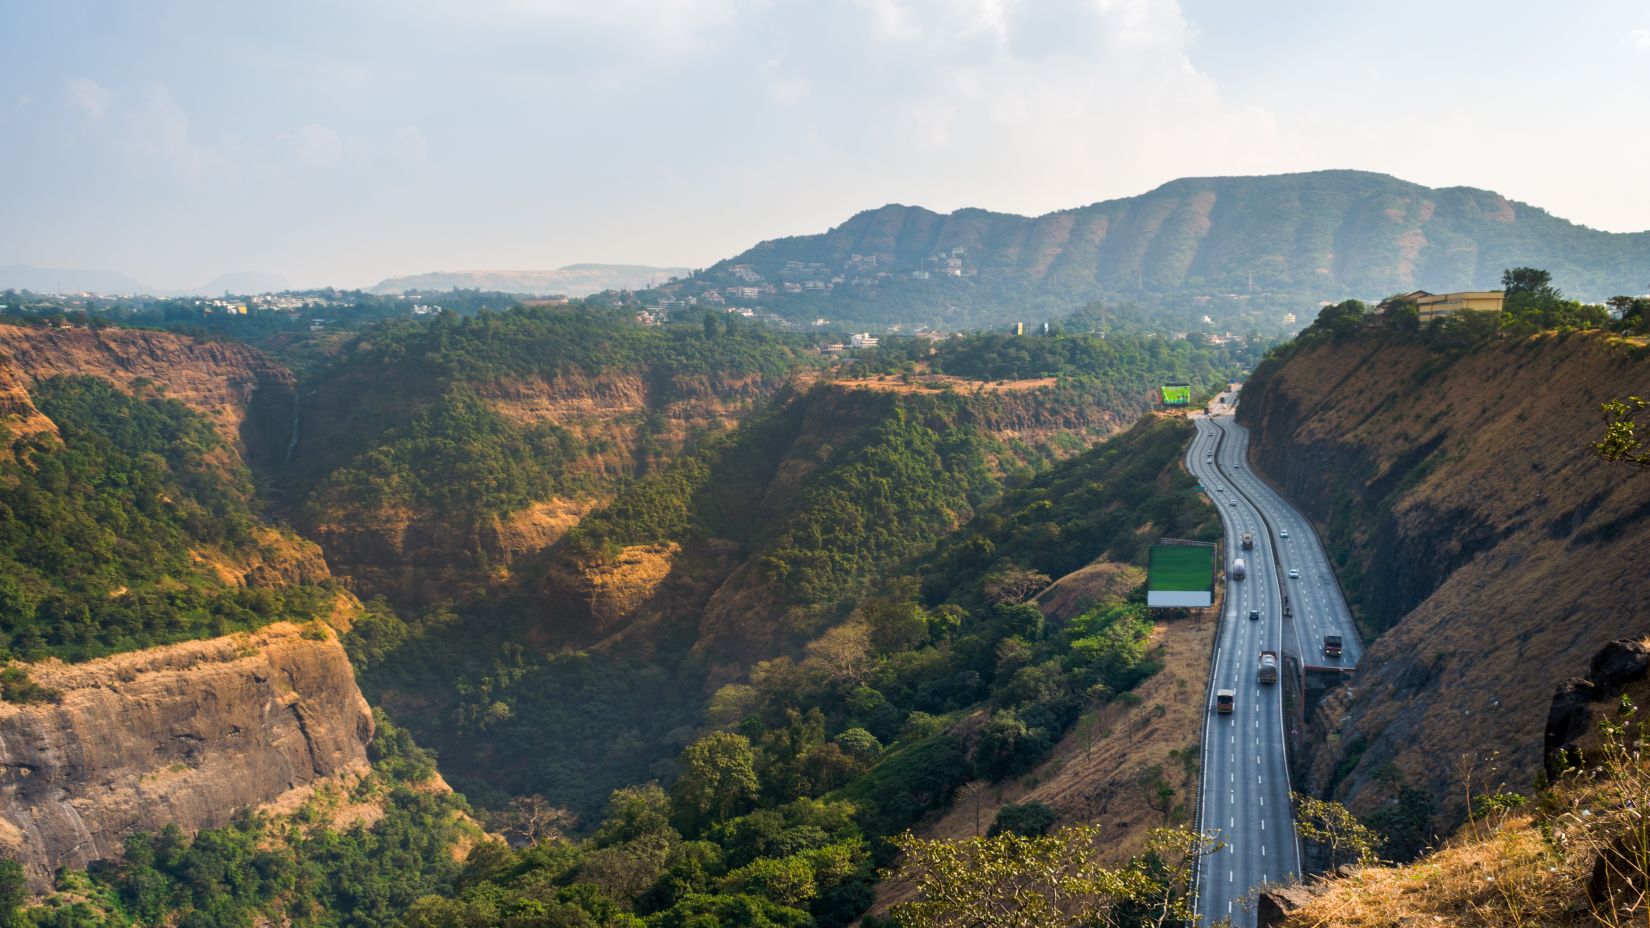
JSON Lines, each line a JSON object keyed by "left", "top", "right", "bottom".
{"left": 1147, "top": 543, "right": 1214, "bottom": 608}
{"left": 1160, "top": 384, "right": 1191, "bottom": 407}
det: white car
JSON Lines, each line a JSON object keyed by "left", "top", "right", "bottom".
{"left": 1280, "top": 529, "right": 1290, "bottom": 538}
{"left": 1288, "top": 568, "right": 1300, "bottom": 579}
{"left": 1228, "top": 500, "right": 1237, "bottom": 507}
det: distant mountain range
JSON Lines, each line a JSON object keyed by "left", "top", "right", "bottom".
{"left": 370, "top": 264, "right": 693, "bottom": 297}
{"left": 0, "top": 265, "right": 289, "bottom": 297}
{"left": 0, "top": 264, "right": 154, "bottom": 295}
{"left": 672, "top": 170, "right": 1650, "bottom": 327}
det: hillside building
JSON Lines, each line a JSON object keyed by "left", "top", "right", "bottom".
{"left": 1380, "top": 289, "right": 1504, "bottom": 322}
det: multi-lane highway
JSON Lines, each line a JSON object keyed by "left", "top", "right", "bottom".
{"left": 1187, "top": 392, "right": 1361, "bottom": 926}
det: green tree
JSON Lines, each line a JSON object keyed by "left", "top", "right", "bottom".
{"left": 1501, "top": 266, "right": 1554, "bottom": 297}
{"left": 1292, "top": 792, "right": 1383, "bottom": 867}
{"left": 0, "top": 859, "right": 25, "bottom": 928}
{"left": 673, "top": 732, "right": 761, "bottom": 834}
{"left": 988, "top": 801, "right": 1058, "bottom": 838}
{"left": 864, "top": 599, "right": 931, "bottom": 654}
{"left": 1606, "top": 295, "right": 1650, "bottom": 334}
{"left": 1592, "top": 396, "right": 1650, "bottom": 471}
{"left": 887, "top": 825, "right": 1215, "bottom": 928}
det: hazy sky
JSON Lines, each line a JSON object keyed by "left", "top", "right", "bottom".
{"left": 3, "top": 0, "right": 1648, "bottom": 289}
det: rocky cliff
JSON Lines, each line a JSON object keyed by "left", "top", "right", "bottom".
{"left": 0, "top": 623, "right": 373, "bottom": 890}
{"left": 1237, "top": 332, "right": 1650, "bottom": 832}
{"left": 0, "top": 324, "right": 294, "bottom": 448}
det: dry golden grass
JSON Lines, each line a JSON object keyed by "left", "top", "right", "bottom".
{"left": 1286, "top": 812, "right": 1580, "bottom": 927}
{"left": 1282, "top": 711, "right": 1650, "bottom": 928}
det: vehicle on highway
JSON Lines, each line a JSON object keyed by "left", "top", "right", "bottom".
{"left": 1248, "top": 609, "right": 1260, "bottom": 621}
{"left": 1229, "top": 500, "right": 1237, "bottom": 507}
{"left": 1216, "top": 689, "right": 1235, "bottom": 714}
{"left": 1280, "top": 529, "right": 1289, "bottom": 538}
{"left": 1242, "top": 532, "right": 1254, "bottom": 550}
{"left": 1288, "top": 568, "right": 1300, "bottom": 579}
{"left": 1258, "top": 650, "right": 1278, "bottom": 684}
{"left": 1232, "top": 558, "right": 1246, "bottom": 580}
{"left": 1323, "top": 635, "right": 1343, "bottom": 658}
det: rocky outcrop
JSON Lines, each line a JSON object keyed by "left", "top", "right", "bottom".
{"left": 0, "top": 623, "right": 373, "bottom": 890}
{"left": 1238, "top": 332, "right": 1650, "bottom": 831}
{"left": 0, "top": 324, "right": 294, "bottom": 448}
{"left": 1256, "top": 883, "right": 1323, "bottom": 928}
{"left": 1546, "top": 637, "right": 1650, "bottom": 776}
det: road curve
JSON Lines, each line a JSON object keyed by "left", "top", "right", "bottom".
{"left": 1187, "top": 393, "right": 1361, "bottom": 926}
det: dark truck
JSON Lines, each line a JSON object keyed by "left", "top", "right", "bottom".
{"left": 1323, "top": 635, "right": 1343, "bottom": 659}
{"left": 1242, "top": 532, "right": 1254, "bottom": 550}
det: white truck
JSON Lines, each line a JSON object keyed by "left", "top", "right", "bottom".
{"left": 1258, "top": 650, "right": 1278, "bottom": 684}
{"left": 1232, "top": 558, "right": 1247, "bottom": 581}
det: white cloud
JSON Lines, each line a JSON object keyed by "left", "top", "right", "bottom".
{"left": 1627, "top": 28, "right": 1650, "bottom": 52}
{"left": 283, "top": 123, "right": 343, "bottom": 166}
{"left": 724, "top": 0, "right": 1274, "bottom": 212}
{"left": 64, "top": 77, "right": 110, "bottom": 119}
{"left": 120, "top": 83, "right": 232, "bottom": 181}
{"left": 392, "top": 125, "right": 430, "bottom": 169}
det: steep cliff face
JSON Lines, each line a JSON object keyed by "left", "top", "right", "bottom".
{"left": 0, "top": 324, "right": 294, "bottom": 449}
{"left": 1237, "top": 332, "right": 1650, "bottom": 831}
{"left": 0, "top": 623, "right": 373, "bottom": 889}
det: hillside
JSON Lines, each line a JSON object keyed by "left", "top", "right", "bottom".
{"left": 652, "top": 170, "right": 1650, "bottom": 328}
{"left": 1237, "top": 328, "right": 1650, "bottom": 845}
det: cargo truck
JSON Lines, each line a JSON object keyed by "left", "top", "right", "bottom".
{"left": 1242, "top": 532, "right": 1254, "bottom": 550}
{"left": 1258, "top": 650, "right": 1278, "bottom": 684}
{"left": 1216, "top": 689, "right": 1235, "bottom": 714}
{"left": 1323, "top": 635, "right": 1343, "bottom": 658}
{"left": 1232, "top": 558, "right": 1246, "bottom": 581}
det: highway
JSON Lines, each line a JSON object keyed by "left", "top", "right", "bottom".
{"left": 1187, "top": 392, "right": 1361, "bottom": 925}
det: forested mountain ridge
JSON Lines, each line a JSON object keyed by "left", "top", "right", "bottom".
{"left": 657, "top": 170, "right": 1650, "bottom": 328}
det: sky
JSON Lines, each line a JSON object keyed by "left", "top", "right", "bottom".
{"left": 2, "top": 0, "right": 1648, "bottom": 290}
